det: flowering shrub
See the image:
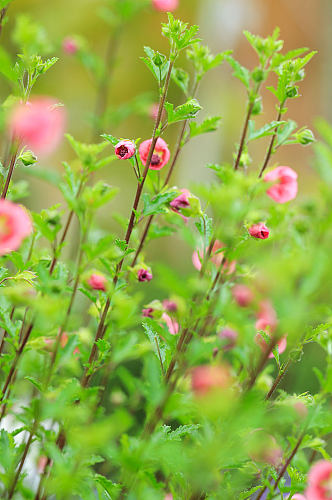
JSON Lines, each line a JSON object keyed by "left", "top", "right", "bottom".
{"left": 0, "top": 1, "right": 331, "bottom": 500}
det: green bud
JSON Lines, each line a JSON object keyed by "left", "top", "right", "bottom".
{"left": 153, "top": 52, "right": 164, "bottom": 67}
{"left": 289, "top": 347, "right": 303, "bottom": 362}
{"left": 251, "top": 97, "right": 263, "bottom": 116}
{"left": 18, "top": 150, "right": 37, "bottom": 166}
{"left": 251, "top": 68, "right": 266, "bottom": 83}
{"left": 286, "top": 86, "right": 298, "bottom": 98}
{"left": 296, "top": 128, "right": 315, "bottom": 145}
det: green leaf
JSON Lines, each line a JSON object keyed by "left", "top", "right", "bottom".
{"left": 275, "top": 120, "right": 298, "bottom": 148}
{"left": 164, "top": 98, "right": 202, "bottom": 125}
{"left": 189, "top": 116, "right": 222, "bottom": 138}
{"left": 187, "top": 44, "right": 230, "bottom": 82}
{"left": 0, "top": 47, "right": 17, "bottom": 82}
{"left": 171, "top": 67, "right": 189, "bottom": 95}
{"left": 225, "top": 55, "right": 250, "bottom": 90}
{"left": 142, "top": 189, "right": 177, "bottom": 217}
{"left": 247, "top": 120, "right": 285, "bottom": 142}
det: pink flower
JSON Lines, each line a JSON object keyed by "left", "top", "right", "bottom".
{"left": 264, "top": 166, "right": 298, "bottom": 204}
{"left": 255, "top": 300, "right": 278, "bottom": 333}
{"left": 149, "top": 103, "right": 166, "bottom": 121}
{"left": 218, "top": 328, "right": 238, "bottom": 351}
{"left": 255, "top": 333, "right": 287, "bottom": 359}
{"left": 139, "top": 137, "right": 170, "bottom": 170}
{"left": 191, "top": 365, "right": 231, "bottom": 396}
{"left": 164, "top": 495, "right": 173, "bottom": 500}
{"left": 232, "top": 284, "right": 254, "bottom": 307}
{"left": 137, "top": 268, "right": 153, "bottom": 282}
{"left": 248, "top": 223, "right": 270, "bottom": 239}
{"left": 306, "top": 461, "right": 332, "bottom": 500}
{"left": 142, "top": 308, "right": 154, "bottom": 318}
{"left": 192, "top": 240, "right": 236, "bottom": 274}
{"left": 163, "top": 299, "right": 177, "bottom": 312}
{"left": 88, "top": 273, "right": 107, "bottom": 291}
{"left": 162, "top": 312, "right": 179, "bottom": 335}
{"left": 0, "top": 200, "right": 32, "bottom": 256}
{"left": 170, "top": 189, "right": 190, "bottom": 211}
{"left": 291, "top": 495, "right": 306, "bottom": 500}
{"left": 9, "top": 97, "right": 66, "bottom": 156}
{"left": 152, "top": 0, "right": 178, "bottom": 11}
{"left": 62, "top": 37, "right": 78, "bottom": 55}
{"left": 115, "top": 140, "right": 136, "bottom": 160}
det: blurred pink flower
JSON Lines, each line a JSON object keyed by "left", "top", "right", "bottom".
{"left": 255, "top": 333, "right": 287, "bottom": 359}
{"left": 149, "top": 103, "right": 166, "bottom": 121}
{"left": 137, "top": 268, "right": 153, "bottom": 282}
{"left": 162, "top": 312, "right": 179, "bottom": 335}
{"left": 192, "top": 240, "right": 236, "bottom": 274}
{"left": 88, "top": 273, "right": 107, "bottom": 291}
{"left": 291, "top": 495, "right": 306, "bottom": 500}
{"left": 164, "top": 495, "right": 173, "bottom": 500}
{"left": 232, "top": 284, "right": 254, "bottom": 307}
{"left": 152, "top": 0, "right": 178, "bottom": 11}
{"left": 264, "top": 166, "right": 298, "bottom": 204}
{"left": 62, "top": 37, "right": 78, "bottom": 55}
{"left": 139, "top": 137, "right": 170, "bottom": 170}
{"left": 0, "top": 200, "right": 32, "bottom": 256}
{"left": 142, "top": 308, "right": 154, "bottom": 318}
{"left": 218, "top": 328, "right": 238, "bottom": 351}
{"left": 248, "top": 222, "right": 270, "bottom": 239}
{"left": 306, "top": 460, "right": 332, "bottom": 500}
{"left": 255, "top": 300, "right": 278, "bottom": 333}
{"left": 115, "top": 140, "right": 136, "bottom": 160}
{"left": 191, "top": 365, "right": 231, "bottom": 396}
{"left": 9, "top": 97, "right": 66, "bottom": 156}
{"left": 163, "top": 299, "right": 177, "bottom": 312}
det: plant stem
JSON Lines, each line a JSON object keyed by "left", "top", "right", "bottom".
{"left": 1, "top": 145, "right": 19, "bottom": 199}
{"left": 258, "top": 105, "right": 284, "bottom": 178}
{"left": 81, "top": 59, "right": 175, "bottom": 388}
{"left": 0, "top": 6, "right": 8, "bottom": 36}
{"left": 233, "top": 100, "right": 255, "bottom": 171}
{"left": 245, "top": 336, "right": 279, "bottom": 392}
{"left": 265, "top": 358, "right": 292, "bottom": 400}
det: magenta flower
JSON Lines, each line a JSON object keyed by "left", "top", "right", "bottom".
{"left": 115, "top": 140, "right": 136, "bottom": 160}
{"left": 191, "top": 365, "right": 231, "bottom": 396}
{"left": 232, "top": 284, "right": 254, "bottom": 307}
{"left": 170, "top": 189, "right": 190, "bottom": 211}
{"left": 163, "top": 299, "right": 178, "bottom": 312}
{"left": 142, "top": 308, "right": 154, "bottom": 318}
{"left": 264, "top": 166, "right": 298, "bottom": 203}
{"left": 306, "top": 461, "right": 332, "bottom": 500}
{"left": 139, "top": 137, "right": 170, "bottom": 170}
{"left": 87, "top": 273, "right": 107, "bottom": 291}
{"left": 137, "top": 268, "right": 153, "bottom": 282}
{"left": 62, "top": 37, "right": 78, "bottom": 55}
{"left": 9, "top": 97, "right": 66, "bottom": 156}
{"left": 248, "top": 222, "right": 270, "bottom": 239}
{"left": 162, "top": 312, "right": 179, "bottom": 335}
{"left": 152, "top": 0, "right": 178, "bottom": 11}
{"left": 218, "top": 328, "right": 238, "bottom": 351}
{"left": 0, "top": 200, "right": 32, "bottom": 256}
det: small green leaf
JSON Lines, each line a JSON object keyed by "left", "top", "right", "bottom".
{"left": 165, "top": 98, "right": 202, "bottom": 125}
{"left": 189, "top": 116, "right": 222, "bottom": 138}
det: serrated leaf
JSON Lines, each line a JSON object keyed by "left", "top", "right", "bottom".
{"left": 189, "top": 116, "right": 222, "bottom": 138}
{"left": 225, "top": 55, "right": 250, "bottom": 89}
{"left": 164, "top": 98, "right": 202, "bottom": 125}
{"left": 142, "top": 190, "right": 177, "bottom": 217}
{"left": 247, "top": 120, "right": 285, "bottom": 142}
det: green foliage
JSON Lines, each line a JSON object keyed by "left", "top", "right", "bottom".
{"left": 164, "top": 98, "right": 202, "bottom": 125}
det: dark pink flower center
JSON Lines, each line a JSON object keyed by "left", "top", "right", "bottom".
{"left": 117, "top": 145, "right": 128, "bottom": 157}
{"left": 150, "top": 154, "right": 161, "bottom": 166}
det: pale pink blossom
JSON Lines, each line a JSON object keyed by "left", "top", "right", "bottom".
{"left": 291, "top": 495, "right": 306, "bottom": 500}
{"left": 88, "top": 273, "right": 107, "bottom": 291}
{"left": 255, "top": 300, "right": 278, "bottom": 333}
{"left": 162, "top": 312, "right": 179, "bottom": 335}
{"left": 0, "top": 200, "right": 32, "bottom": 256}
{"left": 248, "top": 222, "right": 270, "bottom": 239}
{"left": 264, "top": 166, "right": 298, "bottom": 204}
{"left": 149, "top": 103, "right": 166, "bottom": 121}
{"left": 9, "top": 97, "right": 66, "bottom": 156}
{"left": 255, "top": 333, "right": 287, "bottom": 359}
{"left": 232, "top": 284, "right": 254, "bottom": 307}
{"left": 152, "top": 0, "right": 178, "bottom": 11}
{"left": 163, "top": 299, "right": 177, "bottom": 312}
{"left": 115, "top": 140, "right": 136, "bottom": 160}
{"left": 192, "top": 240, "right": 236, "bottom": 274}
{"left": 137, "top": 268, "right": 153, "bottom": 282}
{"left": 191, "top": 365, "right": 231, "bottom": 396}
{"left": 306, "top": 460, "right": 332, "bottom": 500}
{"left": 62, "top": 37, "right": 78, "bottom": 55}
{"left": 139, "top": 137, "right": 170, "bottom": 170}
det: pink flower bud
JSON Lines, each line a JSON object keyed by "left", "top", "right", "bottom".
{"left": 294, "top": 401, "right": 308, "bottom": 419}
{"left": 264, "top": 166, "right": 298, "bottom": 204}
{"left": 137, "top": 268, "right": 153, "bottom": 282}
{"left": 87, "top": 273, "right": 107, "bottom": 291}
{"left": 142, "top": 308, "right": 154, "bottom": 318}
{"left": 139, "top": 137, "right": 170, "bottom": 170}
{"left": 149, "top": 103, "right": 166, "bottom": 121}
{"left": 152, "top": 0, "right": 178, "bottom": 11}
{"left": 162, "top": 312, "right": 179, "bottom": 335}
{"left": 248, "top": 222, "right": 269, "bottom": 239}
{"left": 163, "top": 299, "right": 177, "bottom": 312}
{"left": 0, "top": 200, "right": 32, "bottom": 256}
{"left": 191, "top": 365, "right": 231, "bottom": 396}
{"left": 218, "top": 328, "right": 238, "bottom": 351}
{"left": 115, "top": 140, "right": 136, "bottom": 160}
{"left": 8, "top": 97, "right": 66, "bottom": 156}
{"left": 170, "top": 190, "right": 190, "bottom": 211}
{"left": 232, "top": 284, "right": 254, "bottom": 307}
{"left": 306, "top": 460, "right": 332, "bottom": 500}
{"left": 37, "top": 455, "right": 48, "bottom": 473}
{"left": 62, "top": 37, "right": 78, "bottom": 55}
